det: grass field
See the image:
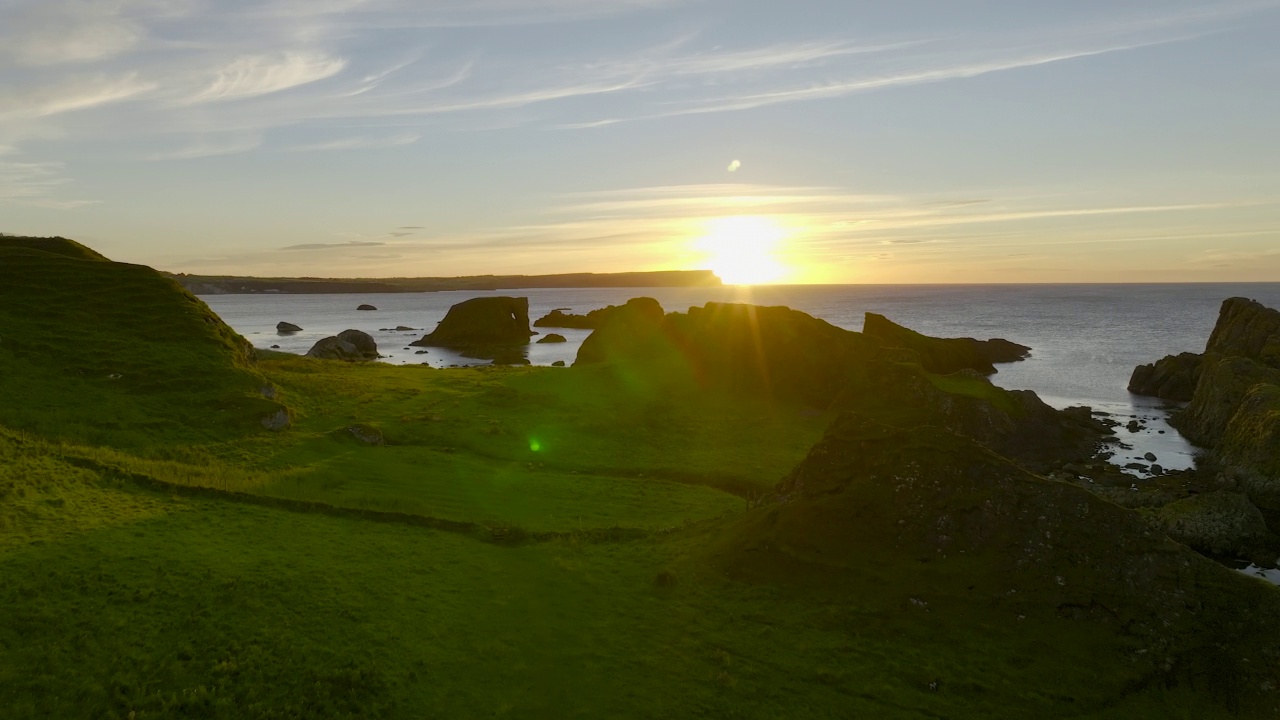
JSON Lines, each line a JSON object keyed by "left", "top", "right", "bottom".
{"left": 2, "top": 239, "right": 1277, "bottom": 718}
{"left": 0, "top": 432, "right": 1243, "bottom": 719}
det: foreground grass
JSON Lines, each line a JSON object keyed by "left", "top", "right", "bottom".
{"left": 0, "top": 433, "right": 1250, "bottom": 719}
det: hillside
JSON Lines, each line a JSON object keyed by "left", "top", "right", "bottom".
{"left": 0, "top": 240, "right": 285, "bottom": 447}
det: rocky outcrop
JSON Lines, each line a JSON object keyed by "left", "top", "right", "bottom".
{"left": 1128, "top": 352, "right": 1202, "bottom": 401}
{"left": 1132, "top": 297, "right": 1280, "bottom": 510}
{"left": 711, "top": 414, "right": 1280, "bottom": 708}
{"left": 357, "top": 304, "right": 377, "bottom": 311}
{"left": 276, "top": 321, "right": 303, "bottom": 333}
{"left": 306, "top": 329, "right": 379, "bottom": 361}
{"left": 410, "top": 297, "right": 533, "bottom": 359}
{"left": 1151, "top": 491, "right": 1268, "bottom": 557}
{"left": 862, "top": 312, "right": 1029, "bottom": 375}
{"left": 536, "top": 333, "right": 567, "bottom": 344}
{"left": 535, "top": 298, "right": 664, "bottom": 330}
{"left": 574, "top": 298, "right": 668, "bottom": 366}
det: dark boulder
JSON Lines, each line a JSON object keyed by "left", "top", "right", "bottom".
{"left": 357, "top": 304, "right": 377, "bottom": 311}
{"left": 1128, "top": 352, "right": 1202, "bottom": 401}
{"left": 410, "top": 297, "right": 533, "bottom": 360}
{"left": 305, "top": 329, "right": 378, "bottom": 362}
{"left": 574, "top": 298, "right": 668, "bottom": 366}
{"left": 862, "top": 313, "right": 1029, "bottom": 375}
{"left": 276, "top": 321, "right": 303, "bottom": 333}
{"left": 536, "top": 333, "right": 567, "bottom": 344}
{"left": 337, "top": 329, "right": 378, "bottom": 358}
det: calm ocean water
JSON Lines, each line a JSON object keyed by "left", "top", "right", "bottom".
{"left": 203, "top": 283, "right": 1280, "bottom": 472}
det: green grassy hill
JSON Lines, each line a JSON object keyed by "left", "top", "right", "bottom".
{"left": 0, "top": 240, "right": 284, "bottom": 448}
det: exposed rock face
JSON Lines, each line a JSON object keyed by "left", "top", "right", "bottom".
{"left": 276, "top": 321, "right": 303, "bottom": 333}
{"left": 260, "top": 408, "right": 292, "bottom": 431}
{"left": 357, "top": 304, "right": 377, "bottom": 311}
{"left": 1128, "top": 352, "right": 1202, "bottom": 401}
{"left": 410, "top": 296, "right": 533, "bottom": 359}
{"left": 1132, "top": 297, "right": 1280, "bottom": 510}
{"left": 536, "top": 333, "right": 567, "bottom": 344}
{"left": 535, "top": 298, "right": 664, "bottom": 330}
{"left": 1205, "top": 297, "right": 1280, "bottom": 363}
{"left": 1152, "top": 491, "right": 1268, "bottom": 556}
{"left": 305, "top": 330, "right": 379, "bottom": 361}
{"left": 862, "top": 312, "right": 1030, "bottom": 375}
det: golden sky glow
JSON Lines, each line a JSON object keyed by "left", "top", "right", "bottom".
{"left": 691, "top": 216, "right": 792, "bottom": 285}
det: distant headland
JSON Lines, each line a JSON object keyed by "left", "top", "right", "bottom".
{"left": 167, "top": 269, "right": 722, "bottom": 295}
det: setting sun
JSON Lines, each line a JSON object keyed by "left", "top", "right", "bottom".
{"left": 694, "top": 216, "right": 790, "bottom": 285}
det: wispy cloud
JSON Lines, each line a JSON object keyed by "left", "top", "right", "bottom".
{"left": 186, "top": 52, "right": 348, "bottom": 104}
{"left": 280, "top": 240, "right": 386, "bottom": 251}
{"left": 0, "top": 157, "right": 96, "bottom": 208}
{"left": 147, "top": 133, "right": 263, "bottom": 161}
{"left": 284, "top": 132, "right": 420, "bottom": 152}
{"left": 0, "top": 74, "right": 156, "bottom": 121}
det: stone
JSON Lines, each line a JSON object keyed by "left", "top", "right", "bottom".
{"left": 536, "top": 333, "right": 567, "bottom": 344}
{"left": 357, "top": 304, "right": 377, "bottom": 311}
{"left": 1153, "top": 491, "right": 1268, "bottom": 556}
{"left": 306, "top": 330, "right": 378, "bottom": 361}
{"left": 1144, "top": 452, "right": 1157, "bottom": 461}
{"left": 410, "top": 296, "right": 533, "bottom": 359}
{"left": 552, "top": 360, "right": 566, "bottom": 367}
{"left": 1128, "top": 352, "right": 1202, "bottom": 401}
{"left": 276, "top": 321, "right": 303, "bottom": 333}
{"left": 260, "top": 409, "right": 291, "bottom": 431}
{"left": 535, "top": 298, "right": 664, "bottom": 330}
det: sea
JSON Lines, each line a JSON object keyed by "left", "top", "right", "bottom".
{"left": 203, "top": 283, "right": 1280, "bottom": 475}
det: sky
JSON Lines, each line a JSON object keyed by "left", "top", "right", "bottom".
{"left": 1, "top": 0, "right": 1279, "bottom": 283}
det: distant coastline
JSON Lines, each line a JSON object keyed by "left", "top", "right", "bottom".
{"left": 167, "top": 269, "right": 722, "bottom": 295}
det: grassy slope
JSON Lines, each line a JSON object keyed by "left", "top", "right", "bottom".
{"left": 0, "top": 246, "right": 280, "bottom": 448}
{"left": 0, "top": 432, "right": 1239, "bottom": 719}
{"left": 0, "top": 241, "right": 1273, "bottom": 717}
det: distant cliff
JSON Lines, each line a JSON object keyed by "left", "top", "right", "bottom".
{"left": 167, "top": 270, "right": 722, "bottom": 295}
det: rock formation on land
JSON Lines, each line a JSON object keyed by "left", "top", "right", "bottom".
{"left": 576, "top": 300, "right": 1096, "bottom": 473}
{"left": 1128, "top": 352, "right": 1201, "bottom": 401}
{"left": 1131, "top": 297, "right": 1280, "bottom": 508}
{"left": 410, "top": 296, "right": 534, "bottom": 361}
{"left": 306, "top": 329, "right": 379, "bottom": 361}
{"left": 862, "top": 312, "right": 1030, "bottom": 374}
{"left": 276, "top": 321, "right": 303, "bottom": 333}
{"left": 709, "top": 413, "right": 1280, "bottom": 710}
{"left": 535, "top": 298, "right": 664, "bottom": 330}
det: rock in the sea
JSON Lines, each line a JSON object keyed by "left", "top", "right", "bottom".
{"left": 410, "top": 296, "right": 533, "bottom": 359}
{"left": 535, "top": 298, "right": 663, "bottom": 330}
{"left": 276, "top": 321, "right": 303, "bottom": 333}
{"left": 552, "top": 360, "right": 566, "bottom": 367}
{"left": 394, "top": 325, "right": 417, "bottom": 331}
{"left": 306, "top": 330, "right": 378, "bottom": 361}
{"left": 337, "top": 329, "right": 378, "bottom": 358}
{"left": 536, "top": 333, "right": 567, "bottom": 344}
{"left": 1152, "top": 491, "right": 1268, "bottom": 556}
{"left": 862, "top": 312, "right": 1029, "bottom": 375}
{"left": 357, "top": 304, "right": 377, "bottom": 311}
{"left": 1128, "top": 352, "right": 1202, "bottom": 401}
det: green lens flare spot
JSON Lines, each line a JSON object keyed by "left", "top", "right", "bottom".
{"left": 528, "top": 438, "right": 542, "bottom": 452}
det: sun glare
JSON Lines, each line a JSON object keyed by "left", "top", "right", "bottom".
{"left": 694, "top": 216, "right": 790, "bottom": 285}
